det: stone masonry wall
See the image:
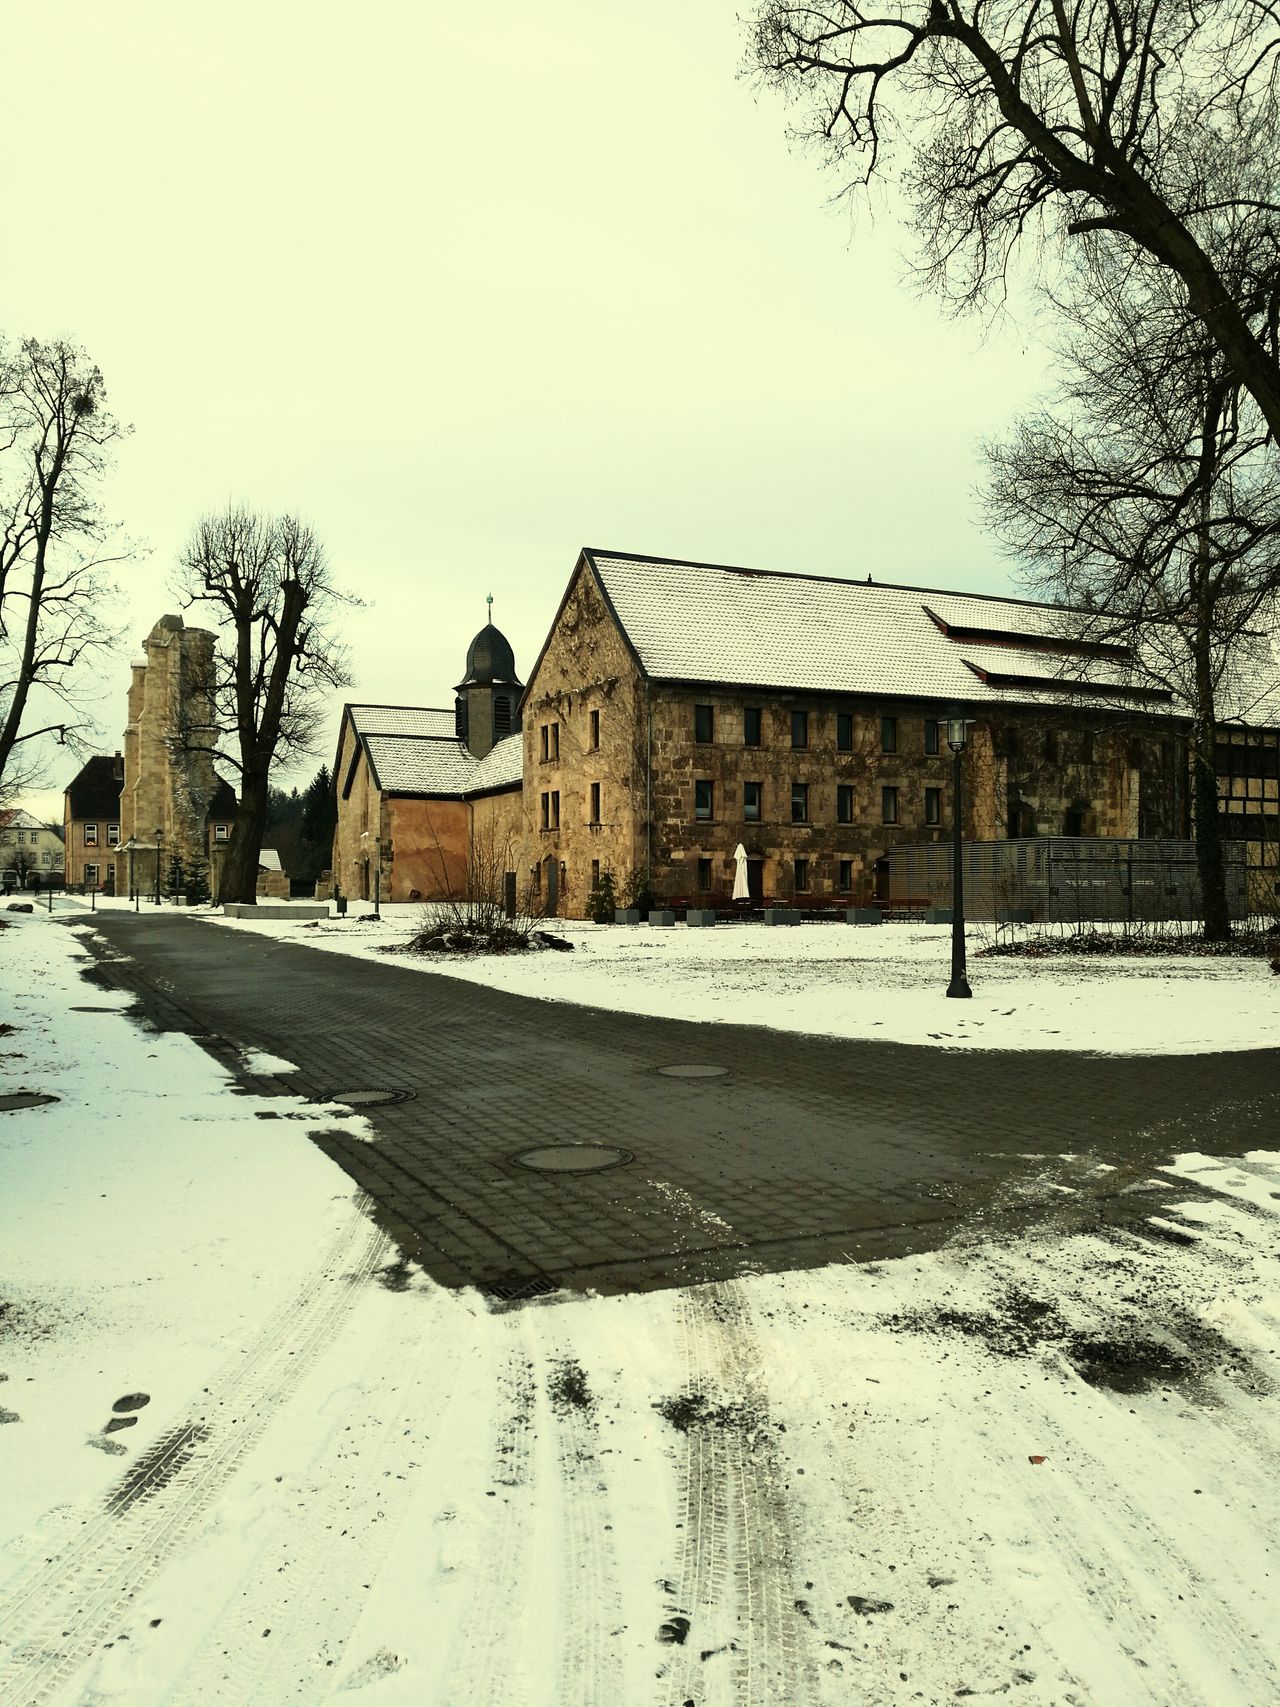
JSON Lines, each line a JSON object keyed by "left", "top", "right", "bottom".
{"left": 520, "top": 561, "right": 646, "bottom": 916}
{"left": 120, "top": 615, "right": 222, "bottom": 876}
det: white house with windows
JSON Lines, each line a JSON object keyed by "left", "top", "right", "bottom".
{"left": 0, "top": 809, "right": 65, "bottom": 889}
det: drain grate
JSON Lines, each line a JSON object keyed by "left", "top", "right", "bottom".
{"left": 478, "top": 1273, "right": 563, "bottom": 1301}
{"left": 657, "top": 1064, "right": 728, "bottom": 1079}
{"left": 0, "top": 1092, "right": 60, "bottom": 1113}
{"left": 511, "top": 1143, "right": 633, "bottom": 1174}
{"left": 314, "top": 1088, "right": 416, "bottom": 1108}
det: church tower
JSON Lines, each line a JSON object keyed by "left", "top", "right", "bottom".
{"left": 455, "top": 599, "right": 522, "bottom": 759}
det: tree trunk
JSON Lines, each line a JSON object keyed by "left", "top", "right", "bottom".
{"left": 219, "top": 771, "right": 270, "bottom": 904}
{"left": 1192, "top": 712, "right": 1231, "bottom": 941}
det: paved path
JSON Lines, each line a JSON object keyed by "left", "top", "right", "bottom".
{"left": 79, "top": 913, "right": 1280, "bottom": 1297}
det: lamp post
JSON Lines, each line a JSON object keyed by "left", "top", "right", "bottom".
{"left": 946, "top": 718, "right": 972, "bottom": 999}
{"left": 154, "top": 828, "right": 164, "bottom": 906}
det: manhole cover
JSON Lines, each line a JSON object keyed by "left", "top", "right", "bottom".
{"left": 511, "top": 1144, "right": 633, "bottom": 1173}
{"left": 657, "top": 1065, "right": 728, "bottom": 1079}
{"left": 314, "top": 1089, "right": 416, "bottom": 1108}
{"left": 0, "top": 1092, "right": 60, "bottom": 1112}
{"left": 479, "top": 1273, "right": 563, "bottom": 1301}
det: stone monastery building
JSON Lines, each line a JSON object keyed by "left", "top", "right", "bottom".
{"left": 332, "top": 548, "right": 1280, "bottom": 919}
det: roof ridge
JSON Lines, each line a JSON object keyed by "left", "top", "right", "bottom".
{"left": 585, "top": 546, "right": 1075, "bottom": 616}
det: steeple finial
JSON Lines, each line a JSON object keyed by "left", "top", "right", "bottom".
{"left": 486, "top": 592, "right": 493, "bottom": 621}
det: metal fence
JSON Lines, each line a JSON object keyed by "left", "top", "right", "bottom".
{"left": 886, "top": 836, "right": 1249, "bottom": 924}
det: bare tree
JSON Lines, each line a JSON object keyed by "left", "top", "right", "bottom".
{"left": 174, "top": 506, "right": 353, "bottom": 905}
{"left": 0, "top": 337, "right": 128, "bottom": 797}
{"left": 985, "top": 256, "right": 1280, "bottom": 939}
{"left": 751, "top": 2, "right": 1280, "bottom": 438}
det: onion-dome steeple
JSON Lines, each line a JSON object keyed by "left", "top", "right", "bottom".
{"left": 454, "top": 594, "right": 522, "bottom": 758}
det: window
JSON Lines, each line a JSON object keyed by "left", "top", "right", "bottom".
{"left": 695, "top": 779, "right": 714, "bottom": 821}
{"left": 881, "top": 786, "right": 899, "bottom": 824}
{"left": 881, "top": 716, "right": 897, "bottom": 754}
{"left": 494, "top": 695, "right": 512, "bottom": 737}
{"left": 924, "top": 719, "right": 940, "bottom": 755}
{"left": 590, "top": 708, "right": 600, "bottom": 750}
{"left": 84, "top": 862, "right": 99, "bottom": 886}
{"left": 107, "top": 823, "right": 120, "bottom": 846}
{"left": 41, "top": 850, "right": 51, "bottom": 865}
{"left": 791, "top": 782, "right": 809, "bottom": 823}
{"left": 837, "top": 784, "right": 854, "bottom": 824}
{"left": 837, "top": 711, "right": 854, "bottom": 752}
{"left": 743, "top": 780, "right": 762, "bottom": 822}
{"left": 591, "top": 858, "right": 600, "bottom": 887}
{"left": 106, "top": 863, "right": 115, "bottom": 883}
{"left": 793, "top": 858, "right": 810, "bottom": 891}
{"left": 925, "top": 787, "right": 942, "bottom": 826}
{"left": 694, "top": 704, "right": 715, "bottom": 743}
{"left": 540, "top": 724, "right": 549, "bottom": 761}
{"left": 551, "top": 723, "right": 560, "bottom": 761}
{"left": 839, "top": 859, "right": 854, "bottom": 890}
{"left": 540, "top": 791, "right": 550, "bottom": 829}
{"left": 744, "top": 706, "right": 762, "bottom": 747}
{"left": 550, "top": 790, "right": 560, "bottom": 829}
{"left": 697, "top": 857, "right": 712, "bottom": 890}
{"left": 83, "top": 823, "right": 98, "bottom": 846}
{"left": 791, "top": 710, "right": 808, "bottom": 749}
{"left": 540, "top": 723, "right": 559, "bottom": 761}
{"left": 589, "top": 782, "right": 601, "bottom": 823}
{"left": 214, "top": 823, "right": 229, "bottom": 842}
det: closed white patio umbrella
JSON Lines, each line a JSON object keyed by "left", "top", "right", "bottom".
{"left": 732, "top": 843, "right": 750, "bottom": 902}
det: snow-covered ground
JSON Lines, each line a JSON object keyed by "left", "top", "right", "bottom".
{"left": 173, "top": 897, "right": 1280, "bottom": 1055}
{"left": 2, "top": 909, "right": 1279, "bottom": 1704}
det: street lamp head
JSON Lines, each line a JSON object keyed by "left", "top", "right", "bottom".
{"left": 946, "top": 717, "right": 970, "bottom": 752}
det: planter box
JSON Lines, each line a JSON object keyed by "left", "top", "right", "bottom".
{"left": 614, "top": 907, "right": 641, "bottom": 924}
{"left": 222, "top": 903, "right": 329, "bottom": 921}
{"left": 997, "top": 906, "right": 1035, "bottom": 925}
{"left": 845, "top": 907, "right": 882, "bottom": 925}
{"left": 763, "top": 907, "right": 802, "bottom": 926}
{"left": 685, "top": 909, "right": 717, "bottom": 927}
{"left": 647, "top": 909, "right": 676, "bottom": 927}
{"left": 924, "top": 906, "right": 953, "bottom": 925}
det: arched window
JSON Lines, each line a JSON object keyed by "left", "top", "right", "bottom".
{"left": 494, "top": 695, "right": 512, "bottom": 736}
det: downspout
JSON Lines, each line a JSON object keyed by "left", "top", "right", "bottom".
{"left": 646, "top": 680, "right": 653, "bottom": 881}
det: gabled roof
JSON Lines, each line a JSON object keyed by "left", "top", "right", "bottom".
{"left": 346, "top": 704, "right": 455, "bottom": 740}
{"left": 65, "top": 755, "right": 124, "bottom": 819}
{"left": 578, "top": 548, "right": 1280, "bottom": 725}
{"left": 345, "top": 704, "right": 523, "bottom": 800}
{"left": 0, "top": 808, "right": 53, "bottom": 833}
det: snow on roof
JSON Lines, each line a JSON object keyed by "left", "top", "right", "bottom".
{"left": 587, "top": 550, "right": 1280, "bottom": 725}
{"left": 347, "top": 704, "right": 456, "bottom": 740}
{"left": 471, "top": 732, "right": 523, "bottom": 792}
{"left": 362, "top": 730, "right": 523, "bottom": 797}
{"left": 257, "top": 847, "right": 283, "bottom": 872}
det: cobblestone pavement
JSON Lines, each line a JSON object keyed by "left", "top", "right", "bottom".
{"left": 79, "top": 913, "right": 1280, "bottom": 1298}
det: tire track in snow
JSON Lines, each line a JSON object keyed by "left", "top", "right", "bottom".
{"left": 529, "top": 1317, "right": 627, "bottom": 1707}
{"left": 661, "top": 1279, "right": 818, "bottom": 1707}
{"left": 166, "top": 1282, "right": 474, "bottom": 1704}
{"left": 0, "top": 1202, "right": 388, "bottom": 1707}
{"left": 442, "top": 1325, "right": 539, "bottom": 1706}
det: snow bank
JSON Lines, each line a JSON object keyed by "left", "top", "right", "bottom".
{"left": 198, "top": 903, "right": 1279, "bottom": 1055}
{"left": 4, "top": 911, "right": 1279, "bottom": 1705}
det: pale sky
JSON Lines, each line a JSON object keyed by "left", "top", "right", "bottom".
{"left": 7, "top": 1, "right": 1047, "bottom": 822}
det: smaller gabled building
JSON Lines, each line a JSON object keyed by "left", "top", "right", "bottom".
{"left": 63, "top": 754, "right": 125, "bottom": 890}
{"left": 330, "top": 619, "right": 526, "bottom": 902}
